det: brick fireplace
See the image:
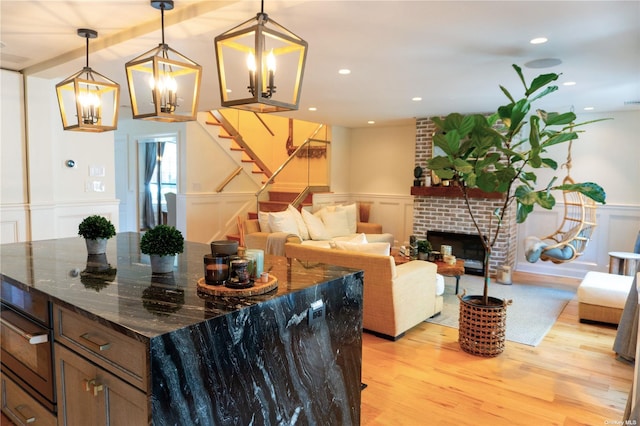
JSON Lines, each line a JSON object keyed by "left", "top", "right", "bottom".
{"left": 412, "top": 117, "right": 517, "bottom": 275}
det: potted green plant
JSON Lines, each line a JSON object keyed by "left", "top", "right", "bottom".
{"left": 140, "top": 225, "right": 185, "bottom": 274}
{"left": 427, "top": 64, "right": 606, "bottom": 356}
{"left": 78, "top": 215, "right": 116, "bottom": 255}
{"left": 417, "top": 240, "right": 432, "bottom": 260}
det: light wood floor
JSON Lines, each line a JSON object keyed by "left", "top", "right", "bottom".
{"left": 2, "top": 273, "right": 633, "bottom": 426}
{"left": 360, "top": 271, "right": 634, "bottom": 425}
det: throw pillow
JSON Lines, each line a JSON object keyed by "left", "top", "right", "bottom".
{"left": 336, "top": 203, "right": 358, "bottom": 234}
{"left": 268, "top": 210, "right": 299, "bottom": 236}
{"left": 320, "top": 209, "right": 351, "bottom": 238}
{"left": 258, "top": 211, "right": 271, "bottom": 233}
{"left": 302, "top": 208, "right": 330, "bottom": 240}
{"left": 334, "top": 241, "right": 391, "bottom": 256}
{"left": 287, "top": 204, "right": 310, "bottom": 240}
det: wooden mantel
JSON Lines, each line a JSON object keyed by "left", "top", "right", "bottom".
{"left": 410, "top": 186, "right": 504, "bottom": 199}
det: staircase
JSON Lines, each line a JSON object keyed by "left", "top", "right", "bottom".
{"left": 247, "top": 186, "right": 331, "bottom": 219}
{"left": 205, "top": 110, "right": 272, "bottom": 187}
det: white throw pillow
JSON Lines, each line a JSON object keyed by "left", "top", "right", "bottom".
{"left": 320, "top": 209, "right": 351, "bottom": 238}
{"left": 334, "top": 241, "right": 391, "bottom": 256}
{"left": 302, "top": 208, "right": 330, "bottom": 240}
{"left": 336, "top": 203, "right": 358, "bottom": 234}
{"left": 348, "top": 233, "right": 368, "bottom": 244}
{"left": 258, "top": 211, "right": 271, "bottom": 233}
{"left": 268, "top": 210, "right": 299, "bottom": 236}
{"left": 286, "top": 204, "right": 310, "bottom": 240}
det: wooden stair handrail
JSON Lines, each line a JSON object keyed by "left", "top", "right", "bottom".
{"left": 216, "top": 166, "right": 243, "bottom": 193}
{"left": 209, "top": 110, "right": 273, "bottom": 178}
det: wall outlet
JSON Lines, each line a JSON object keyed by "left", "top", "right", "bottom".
{"left": 308, "top": 299, "right": 325, "bottom": 326}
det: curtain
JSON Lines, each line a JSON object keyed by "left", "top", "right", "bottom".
{"left": 143, "top": 143, "right": 158, "bottom": 229}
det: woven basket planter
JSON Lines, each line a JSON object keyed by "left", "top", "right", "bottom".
{"left": 458, "top": 293, "right": 512, "bottom": 357}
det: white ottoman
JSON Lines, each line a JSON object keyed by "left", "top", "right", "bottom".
{"left": 577, "top": 271, "right": 634, "bottom": 324}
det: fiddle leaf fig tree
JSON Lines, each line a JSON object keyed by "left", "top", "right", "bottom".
{"left": 427, "top": 64, "right": 606, "bottom": 305}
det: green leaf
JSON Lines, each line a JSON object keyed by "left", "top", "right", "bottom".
{"left": 512, "top": 64, "right": 527, "bottom": 91}
{"left": 520, "top": 171, "right": 537, "bottom": 183}
{"left": 526, "top": 72, "right": 560, "bottom": 96}
{"left": 542, "top": 111, "right": 576, "bottom": 126}
{"left": 541, "top": 131, "right": 578, "bottom": 148}
{"left": 499, "top": 85, "right": 516, "bottom": 104}
{"left": 509, "top": 99, "right": 530, "bottom": 132}
{"left": 458, "top": 115, "right": 477, "bottom": 138}
{"left": 554, "top": 182, "right": 607, "bottom": 204}
{"left": 540, "top": 157, "right": 558, "bottom": 170}
{"left": 529, "top": 115, "right": 541, "bottom": 150}
{"left": 516, "top": 202, "right": 534, "bottom": 223}
{"left": 453, "top": 158, "right": 473, "bottom": 174}
{"left": 528, "top": 85, "right": 558, "bottom": 103}
{"left": 426, "top": 156, "right": 452, "bottom": 170}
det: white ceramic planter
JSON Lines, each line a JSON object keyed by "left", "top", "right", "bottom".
{"left": 85, "top": 238, "right": 108, "bottom": 255}
{"left": 150, "top": 254, "right": 176, "bottom": 274}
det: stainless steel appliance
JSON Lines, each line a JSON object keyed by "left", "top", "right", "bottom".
{"left": 1, "top": 275, "right": 56, "bottom": 413}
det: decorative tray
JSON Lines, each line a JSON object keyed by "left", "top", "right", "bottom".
{"left": 197, "top": 275, "right": 278, "bottom": 297}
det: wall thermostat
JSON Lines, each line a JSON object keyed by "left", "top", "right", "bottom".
{"left": 66, "top": 159, "right": 76, "bottom": 168}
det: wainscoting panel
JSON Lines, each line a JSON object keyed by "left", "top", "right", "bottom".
{"left": 184, "top": 193, "right": 255, "bottom": 244}
{"left": 516, "top": 203, "right": 640, "bottom": 278}
{"left": 53, "top": 201, "right": 120, "bottom": 240}
{"left": 0, "top": 204, "right": 29, "bottom": 243}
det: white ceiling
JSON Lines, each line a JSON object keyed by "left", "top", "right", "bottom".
{"left": 1, "top": 0, "right": 639, "bottom": 128}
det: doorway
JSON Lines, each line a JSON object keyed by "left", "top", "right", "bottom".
{"left": 138, "top": 136, "right": 177, "bottom": 231}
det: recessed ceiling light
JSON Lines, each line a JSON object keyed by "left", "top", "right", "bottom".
{"left": 367, "top": 120, "right": 375, "bottom": 124}
{"left": 338, "top": 69, "right": 351, "bottom": 75}
{"left": 563, "top": 81, "right": 576, "bottom": 86}
{"left": 412, "top": 97, "right": 422, "bottom": 102}
{"left": 308, "top": 107, "right": 317, "bottom": 111}
{"left": 584, "top": 107, "right": 595, "bottom": 111}
{"left": 530, "top": 37, "right": 548, "bottom": 45}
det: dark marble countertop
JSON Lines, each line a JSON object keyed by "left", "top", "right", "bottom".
{"left": 0, "top": 232, "right": 359, "bottom": 342}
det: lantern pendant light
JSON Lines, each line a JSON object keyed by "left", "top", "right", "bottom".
{"left": 214, "top": 0, "right": 308, "bottom": 113}
{"left": 55, "top": 29, "right": 120, "bottom": 132}
{"left": 125, "top": 0, "right": 202, "bottom": 122}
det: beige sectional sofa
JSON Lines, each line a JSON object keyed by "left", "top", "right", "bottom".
{"left": 284, "top": 242, "right": 441, "bottom": 340}
{"left": 243, "top": 203, "right": 395, "bottom": 254}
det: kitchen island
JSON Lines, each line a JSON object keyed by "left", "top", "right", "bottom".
{"left": 0, "top": 233, "right": 363, "bottom": 425}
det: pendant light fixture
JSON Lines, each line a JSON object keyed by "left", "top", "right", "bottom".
{"left": 55, "top": 29, "right": 120, "bottom": 132}
{"left": 214, "top": 0, "right": 308, "bottom": 113}
{"left": 125, "top": 0, "right": 202, "bottom": 122}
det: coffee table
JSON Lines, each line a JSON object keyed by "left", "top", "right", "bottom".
{"left": 434, "top": 259, "right": 465, "bottom": 294}
{"left": 391, "top": 250, "right": 465, "bottom": 294}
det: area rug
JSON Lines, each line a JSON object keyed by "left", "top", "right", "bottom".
{"left": 426, "top": 275, "right": 576, "bottom": 346}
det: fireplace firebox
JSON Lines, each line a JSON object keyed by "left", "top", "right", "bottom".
{"left": 427, "top": 231, "right": 486, "bottom": 276}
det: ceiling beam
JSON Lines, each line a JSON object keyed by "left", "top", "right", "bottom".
{"left": 22, "top": 1, "right": 240, "bottom": 76}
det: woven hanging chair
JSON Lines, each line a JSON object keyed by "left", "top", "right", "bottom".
{"left": 524, "top": 141, "right": 598, "bottom": 264}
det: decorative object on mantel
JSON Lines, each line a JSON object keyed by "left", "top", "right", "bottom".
{"left": 56, "top": 28, "right": 120, "bottom": 132}
{"left": 413, "top": 166, "right": 424, "bottom": 186}
{"left": 427, "top": 64, "right": 607, "bottom": 357}
{"left": 140, "top": 224, "right": 185, "bottom": 274}
{"left": 125, "top": 0, "right": 202, "bottom": 122}
{"left": 416, "top": 240, "right": 432, "bottom": 260}
{"left": 78, "top": 215, "right": 116, "bottom": 255}
{"left": 214, "top": 0, "right": 308, "bottom": 113}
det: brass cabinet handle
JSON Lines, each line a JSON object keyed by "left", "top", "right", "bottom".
{"left": 0, "top": 317, "right": 49, "bottom": 345}
{"left": 79, "top": 332, "right": 111, "bottom": 351}
{"left": 83, "top": 379, "right": 105, "bottom": 397}
{"left": 14, "top": 404, "right": 36, "bottom": 424}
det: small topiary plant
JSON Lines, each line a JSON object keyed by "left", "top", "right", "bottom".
{"left": 78, "top": 215, "right": 116, "bottom": 240}
{"left": 140, "top": 225, "right": 184, "bottom": 256}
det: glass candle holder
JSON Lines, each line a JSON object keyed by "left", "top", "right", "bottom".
{"left": 204, "top": 254, "right": 229, "bottom": 285}
{"left": 245, "top": 249, "right": 264, "bottom": 279}
{"left": 229, "top": 258, "right": 250, "bottom": 284}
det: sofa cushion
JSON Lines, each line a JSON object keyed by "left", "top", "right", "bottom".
{"left": 320, "top": 209, "right": 351, "bottom": 238}
{"left": 336, "top": 203, "right": 358, "bottom": 234}
{"left": 287, "top": 204, "right": 310, "bottom": 240}
{"left": 302, "top": 208, "right": 330, "bottom": 240}
{"left": 268, "top": 210, "right": 299, "bottom": 236}
{"left": 334, "top": 241, "right": 391, "bottom": 256}
{"left": 258, "top": 211, "right": 272, "bottom": 233}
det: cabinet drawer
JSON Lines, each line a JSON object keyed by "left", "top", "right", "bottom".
{"left": 1, "top": 372, "right": 57, "bottom": 426}
{"left": 53, "top": 305, "right": 148, "bottom": 392}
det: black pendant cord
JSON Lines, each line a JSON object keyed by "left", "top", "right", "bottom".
{"left": 161, "top": 4, "right": 166, "bottom": 45}
{"left": 85, "top": 35, "right": 90, "bottom": 68}
{"left": 261, "top": 0, "right": 264, "bottom": 14}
